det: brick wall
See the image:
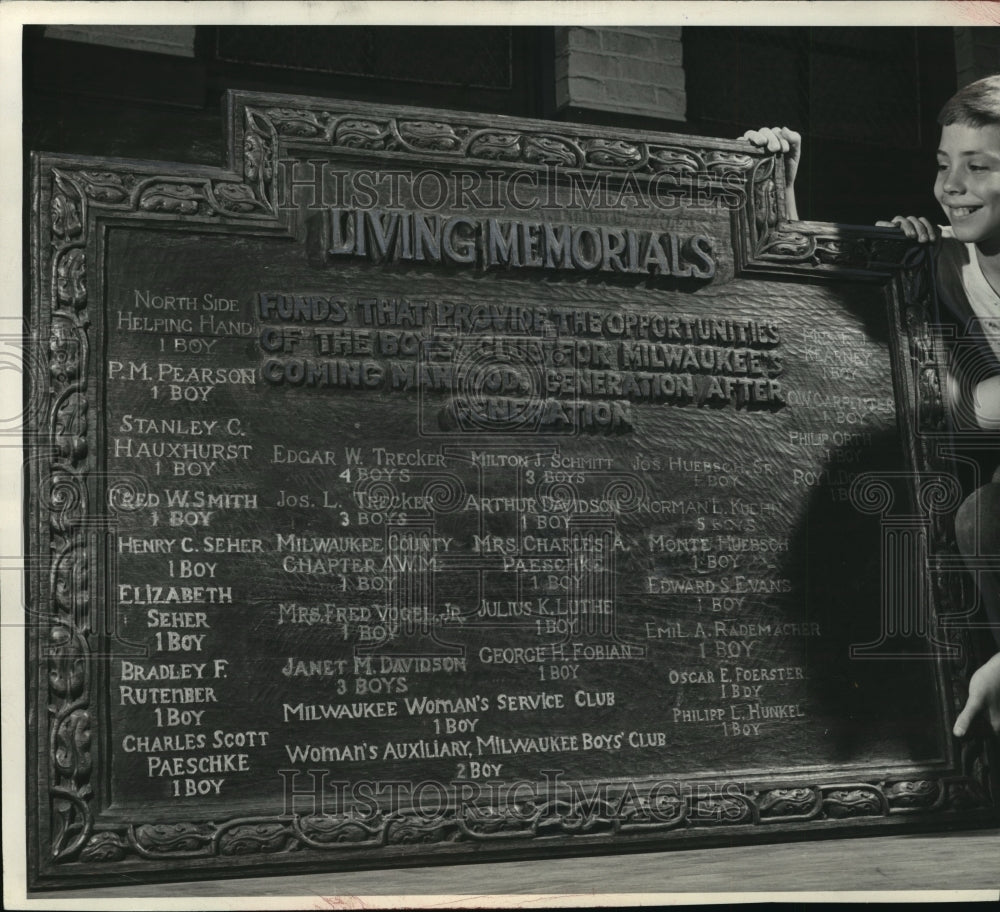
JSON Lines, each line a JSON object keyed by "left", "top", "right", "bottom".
{"left": 554, "top": 26, "right": 686, "bottom": 121}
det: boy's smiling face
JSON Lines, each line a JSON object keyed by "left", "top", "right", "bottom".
{"left": 936, "top": 122, "right": 1000, "bottom": 252}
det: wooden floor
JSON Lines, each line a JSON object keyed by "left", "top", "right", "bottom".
{"left": 47, "top": 827, "right": 1000, "bottom": 902}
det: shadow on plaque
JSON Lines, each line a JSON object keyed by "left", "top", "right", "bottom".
{"left": 783, "top": 429, "right": 948, "bottom": 767}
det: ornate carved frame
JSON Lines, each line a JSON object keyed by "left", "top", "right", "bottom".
{"left": 27, "top": 91, "right": 998, "bottom": 889}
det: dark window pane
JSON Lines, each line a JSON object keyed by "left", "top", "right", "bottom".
{"left": 810, "top": 29, "right": 920, "bottom": 148}
{"left": 684, "top": 27, "right": 920, "bottom": 149}
{"left": 216, "top": 26, "right": 512, "bottom": 90}
{"left": 683, "top": 28, "right": 808, "bottom": 128}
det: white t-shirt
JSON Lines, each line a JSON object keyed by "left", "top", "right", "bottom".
{"left": 935, "top": 226, "right": 1000, "bottom": 366}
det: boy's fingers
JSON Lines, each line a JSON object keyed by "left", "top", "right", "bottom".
{"left": 744, "top": 125, "right": 802, "bottom": 179}
{"left": 953, "top": 690, "right": 983, "bottom": 737}
{"left": 781, "top": 127, "right": 802, "bottom": 146}
{"left": 918, "top": 217, "right": 939, "bottom": 241}
{"left": 890, "top": 215, "right": 919, "bottom": 239}
{"left": 881, "top": 215, "right": 936, "bottom": 243}
{"left": 913, "top": 218, "right": 934, "bottom": 243}
{"left": 755, "top": 126, "right": 780, "bottom": 151}
{"left": 744, "top": 127, "right": 800, "bottom": 156}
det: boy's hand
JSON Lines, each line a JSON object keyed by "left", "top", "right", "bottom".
{"left": 953, "top": 652, "right": 1000, "bottom": 737}
{"left": 742, "top": 126, "right": 801, "bottom": 220}
{"left": 875, "top": 215, "right": 939, "bottom": 243}
{"left": 742, "top": 126, "right": 802, "bottom": 187}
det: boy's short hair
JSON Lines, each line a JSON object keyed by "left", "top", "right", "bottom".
{"left": 938, "top": 74, "right": 1000, "bottom": 128}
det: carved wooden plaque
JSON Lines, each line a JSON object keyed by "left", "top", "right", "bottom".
{"left": 27, "top": 92, "right": 999, "bottom": 889}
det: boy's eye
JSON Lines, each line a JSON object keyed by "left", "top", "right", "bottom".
{"left": 969, "top": 164, "right": 989, "bottom": 172}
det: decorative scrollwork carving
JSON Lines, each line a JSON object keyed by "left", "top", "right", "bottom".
{"left": 823, "top": 787, "right": 885, "bottom": 818}
{"left": 468, "top": 131, "right": 522, "bottom": 161}
{"left": 246, "top": 103, "right": 766, "bottom": 194}
{"left": 647, "top": 146, "right": 702, "bottom": 176}
{"left": 457, "top": 802, "right": 536, "bottom": 839}
{"left": 47, "top": 621, "right": 93, "bottom": 860}
{"left": 690, "top": 793, "right": 756, "bottom": 826}
{"left": 53, "top": 393, "right": 88, "bottom": 464}
{"left": 583, "top": 139, "right": 644, "bottom": 168}
{"left": 885, "top": 779, "right": 940, "bottom": 809}
{"left": 47, "top": 626, "right": 85, "bottom": 699}
{"left": 51, "top": 192, "right": 82, "bottom": 239}
{"left": 74, "top": 171, "right": 130, "bottom": 204}
{"left": 213, "top": 182, "right": 268, "bottom": 214}
{"left": 48, "top": 323, "right": 81, "bottom": 384}
{"left": 263, "top": 107, "right": 333, "bottom": 138}
{"left": 80, "top": 832, "right": 128, "bottom": 863}
{"left": 55, "top": 248, "right": 86, "bottom": 308}
{"left": 753, "top": 178, "right": 777, "bottom": 236}
{"left": 758, "top": 787, "right": 820, "bottom": 818}
{"left": 244, "top": 130, "right": 273, "bottom": 183}
{"left": 334, "top": 118, "right": 392, "bottom": 149}
{"left": 44, "top": 166, "right": 96, "bottom": 866}
{"left": 295, "top": 814, "right": 384, "bottom": 847}
{"left": 219, "top": 822, "right": 297, "bottom": 855}
{"left": 47, "top": 476, "right": 85, "bottom": 536}
{"left": 52, "top": 708, "right": 92, "bottom": 783}
{"left": 44, "top": 765, "right": 994, "bottom": 866}
{"left": 720, "top": 150, "right": 761, "bottom": 176}
{"left": 755, "top": 229, "right": 817, "bottom": 263}
{"left": 139, "top": 183, "right": 202, "bottom": 214}
{"left": 135, "top": 823, "right": 216, "bottom": 855}
{"left": 523, "top": 135, "right": 580, "bottom": 167}
{"left": 398, "top": 120, "right": 467, "bottom": 152}
{"left": 386, "top": 815, "right": 459, "bottom": 845}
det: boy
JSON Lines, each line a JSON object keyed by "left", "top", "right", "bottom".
{"left": 745, "top": 87, "right": 1000, "bottom": 737}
